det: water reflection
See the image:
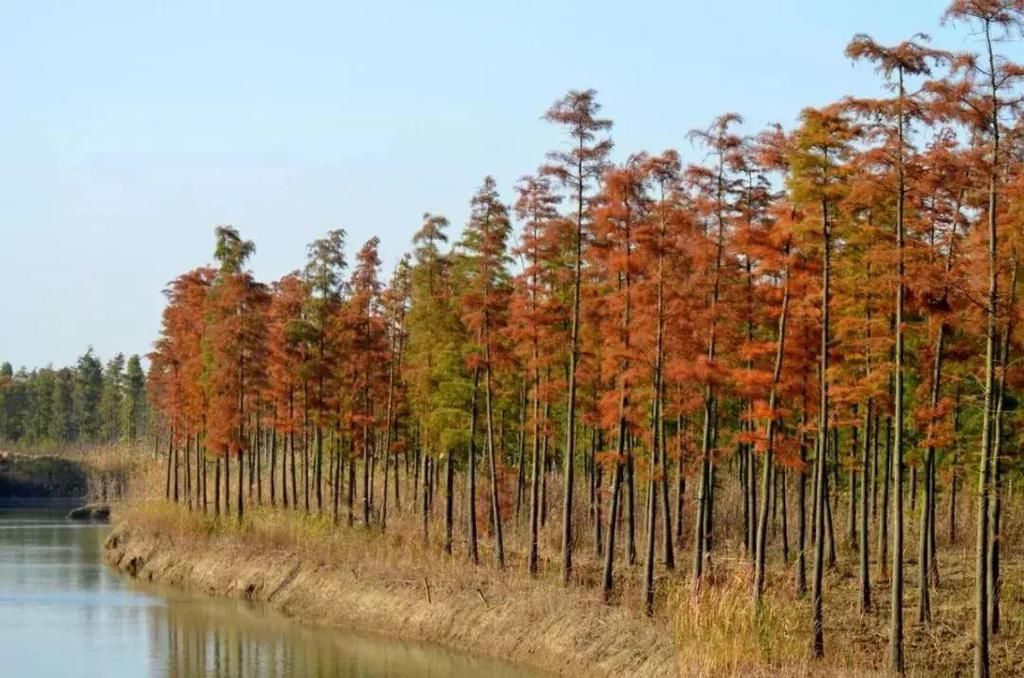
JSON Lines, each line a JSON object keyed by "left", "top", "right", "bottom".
{"left": 0, "top": 504, "right": 529, "bottom": 678}
{"left": 147, "top": 582, "right": 528, "bottom": 678}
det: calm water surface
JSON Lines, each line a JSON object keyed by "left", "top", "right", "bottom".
{"left": 0, "top": 503, "right": 532, "bottom": 678}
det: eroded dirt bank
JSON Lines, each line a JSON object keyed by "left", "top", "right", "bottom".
{"left": 103, "top": 521, "right": 678, "bottom": 677}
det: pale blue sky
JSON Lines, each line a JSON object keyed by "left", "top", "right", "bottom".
{"left": 0, "top": 0, "right": 1006, "bottom": 368}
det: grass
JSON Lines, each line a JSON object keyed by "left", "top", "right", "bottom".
{"left": 114, "top": 453, "right": 1024, "bottom": 677}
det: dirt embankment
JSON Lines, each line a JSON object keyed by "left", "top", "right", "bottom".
{"left": 103, "top": 521, "right": 678, "bottom": 677}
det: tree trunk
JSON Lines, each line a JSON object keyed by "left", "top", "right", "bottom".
{"left": 528, "top": 370, "right": 542, "bottom": 574}
{"left": 989, "top": 257, "right": 1017, "bottom": 636}
{"left": 561, "top": 153, "right": 585, "bottom": 589}
{"left": 860, "top": 400, "right": 873, "bottom": 614}
{"left": 484, "top": 340, "right": 506, "bottom": 568}
{"left": 812, "top": 200, "right": 831, "bottom": 658}
{"left": 468, "top": 366, "right": 480, "bottom": 565}
{"left": 755, "top": 264, "right": 789, "bottom": 603}
{"left": 444, "top": 451, "right": 454, "bottom": 555}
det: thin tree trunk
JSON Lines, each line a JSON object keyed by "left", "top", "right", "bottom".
{"left": 528, "top": 370, "right": 542, "bottom": 574}
{"left": 812, "top": 198, "right": 831, "bottom": 659}
{"left": 444, "top": 451, "right": 454, "bottom": 555}
{"left": 860, "top": 400, "right": 873, "bottom": 614}
{"left": 975, "top": 25, "right": 999, "bottom": 678}
{"left": 755, "top": 263, "right": 790, "bottom": 603}
{"left": 468, "top": 367, "right": 480, "bottom": 565}
{"left": 484, "top": 337, "right": 506, "bottom": 568}
{"left": 515, "top": 382, "right": 527, "bottom": 523}
{"left": 561, "top": 149, "right": 586, "bottom": 589}
{"left": 989, "top": 256, "right": 1017, "bottom": 636}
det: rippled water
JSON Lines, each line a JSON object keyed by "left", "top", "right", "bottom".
{"left": 0, "top": 502, "right": 531, "bottom": 677}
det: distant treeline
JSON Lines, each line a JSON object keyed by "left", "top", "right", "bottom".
{"left": 0, "top": 349, "right": 149, "bottom": 447}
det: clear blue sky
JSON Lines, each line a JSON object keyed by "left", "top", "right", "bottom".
{"left": 0, "top": 0, "right": 1003, "bottom": 369}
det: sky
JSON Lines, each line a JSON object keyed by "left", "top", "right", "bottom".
{"left": 0, "top": 0, "right": 1011, "bottom": 369}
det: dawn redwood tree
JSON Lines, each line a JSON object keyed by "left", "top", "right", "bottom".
{"left": 591, "top": 161, "right": 649, "bottom": 602}
{"left": 938, "top": 3, "right": 1024, "bottom": 673}
{"left": 459, "top": 176, "right": 513, "bottom": 568}
{"left": 267, "top": 273, "right": 309, "bottom": 510}
{"left": 638, "top": 151, "right": 684, "bottom": 613}
{"left": 405, "top": 214, "right": 470, "bottom": 552}
{"left": 543, "top": 89, "right": 613, "bottom": 585}
{"left": 347, "top": 237, "right": 387, "bottom": 527}
{"left": 380, "top": 255, "right": 412, "bottom": 530}
{"left": 788, "top": 106, "right": 857, "bottom": 658}
{"left": 511, "top": 174, "right": 565, "bottom": 575}
{"left": 303, "top": 229, "right": 347, "bottom": 515}
{"left": 207, "top": 226, "right": 267, "bottom": 523}
{"left": 908, "top": 128, "right": 972, "bottom": 623}
{"left": 751, "top": 202, "right": 795, "bottom": 605}
{"left": 846, "top": 33, "right": 948, "bottom": 672}
{"left": 150, "top": 268, "right": 213, "bottom": 504}
{"left": 687, "top": 113, "right": 743, "bottom": 584}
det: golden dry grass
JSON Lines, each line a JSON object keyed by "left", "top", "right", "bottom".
{"left": 117, "top": 455, "right": 1024, "bottom": 677}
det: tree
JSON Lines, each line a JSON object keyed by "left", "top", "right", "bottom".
{"left": 590, "top": 161, "right": 649, "bottom": 601}
{"left": 100, "top": 353, "right": 125, "bottom": 444}
{"left": 939, "top": 3, "right": 1024, "bottom": 673}
{"left": 267, "top": 273, "right": 309, "bottom": 510}
{"left": 846, "top": 32, "right": 948, "bottom": 672}
{"left": 73, "top": 348, "right": 103, "bottom": 443}
{"left": 405, "top": 214, "right": 469, "bottom": 553}
{"left": 687, "top": 113, "right": 744, "bottom": 584}
{"left": 788, "top": 105, "right": 857, "bottom": 658}
{"left": 347, "top": 236, "right": 387, "bottom": 527}
{"left": 511, "top": 173, "right": 566, "bottom": 575}
{"left": 121, "top": 355, "right": 148, "bottom": 444}
{"left": 303, "top": 229, "right": 347, "bottom": 515}
{"left": 543, "top": 89, "right": 613, "bottom": 585}
{"left": 459, "top": 176, "right": 513, "bottom": 568}
{"left": 206, "top": 226, "right": 266, "bottom": 522}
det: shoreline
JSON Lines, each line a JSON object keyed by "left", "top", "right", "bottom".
{"left": 102, "top": 518, "right": 678, "bottom": 677}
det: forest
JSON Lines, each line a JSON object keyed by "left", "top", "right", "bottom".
{"left": 130, "top": 1, "right": 1024, "bottom": 675}
{"left": 0, "top": 350, "right": 149, "bottom": 447}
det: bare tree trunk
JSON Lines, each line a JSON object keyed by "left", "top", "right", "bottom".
{"left": 561, "top": 153, "right": 585, "bottom": 589}
{"left": 755, "top": 265, "right": 789, "bottom": 603}
{"left": 444, "top": 451, "right": 454, "bottom": 555}
{"left": 214, "top": 452, "right": 221, "bottom": 517}
{"left": 527, "top": 378, "right": 542, "bottom": 574}
{"left": 989, "top": 258, "right": 1017, "bottom": 636}
{"left": 515, "top": 382, "right": 527, "bottom": 524}
{"left": 812, "top": 200, "right": 831, "bottom": 658}
{"left": 484, "top": 339, "right": 506, "bottom": 568}
{"left": 860, "top": 400, "right": 873, "bottom": 614}
{"left": 601, "top": 457, "right": 624, "bottom": 603}
{"left": 878, "top": 409, "right": 892, "bottom": 579}
{"left": 468, "top": 367, "right": 480, "bottom": 565}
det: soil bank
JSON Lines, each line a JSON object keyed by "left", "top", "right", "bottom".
{"left": 103, "top": 521, "right": 678, "bottom": 677}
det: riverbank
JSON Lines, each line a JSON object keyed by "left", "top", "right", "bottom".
{"left": 0, "top": 453, "right": 89, "bottom": 498}
{"left": 0, "top": 446, "right": 140, "bottom": 500}
{"left": 103, "top": 504, "right": 678, "bottom": 678}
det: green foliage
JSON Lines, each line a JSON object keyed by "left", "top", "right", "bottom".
{"left": 0, "top": 350, "right": 150, "bottom": 447}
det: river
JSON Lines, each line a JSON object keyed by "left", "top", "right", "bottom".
{"left": 0, "top": 502, "right": 532, "bottom": 677}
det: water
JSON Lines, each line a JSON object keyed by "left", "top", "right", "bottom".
{"left": 0, "top": 502, "right": 531, "bottom": 677}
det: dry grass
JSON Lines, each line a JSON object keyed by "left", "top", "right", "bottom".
{"left": 116, "top": 455, "right": 1024, "bottom": 677}
{"left": 110, "top": 500, "right": 677, "bottom": 677}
